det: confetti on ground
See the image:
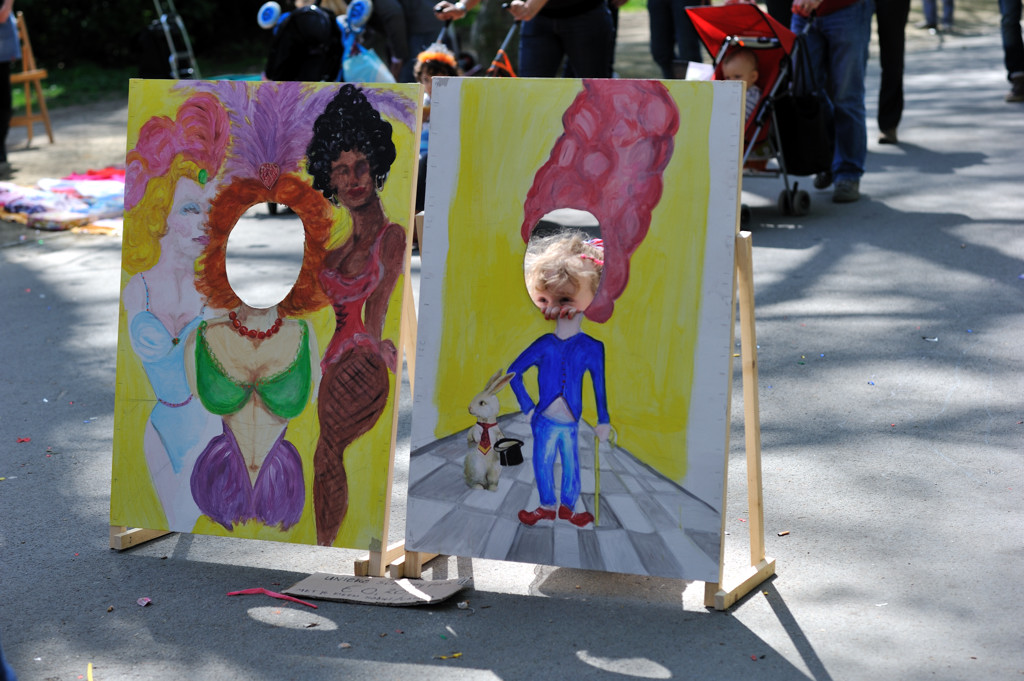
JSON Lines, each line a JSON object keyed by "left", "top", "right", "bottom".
{"left": 868, "top": 381, "right": 875, "bottom": 385}
{"left": 227, "top": 587, "right": 317, "bottom": 609}
{"left": 16, "top": 437, "right": 30, "bottom": 443}
{"left": 435, "top": 652, "right": 462, "bottom": 660}
{"left": 339, "top": 642, "right": 352, "bottom": 649}
{"left": 137, "top": 597, "right": 152, "bottom": 607}
{"left": 922, "top": 337, "right": 938, "bottom": 342}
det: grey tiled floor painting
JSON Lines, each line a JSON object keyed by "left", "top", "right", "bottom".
{"left": 406, "top": 414, "right": 722, "bottom": 582}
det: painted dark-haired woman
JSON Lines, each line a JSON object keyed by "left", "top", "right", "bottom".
{"left": 306, "top": 84, "right": 407, "bottom": 547}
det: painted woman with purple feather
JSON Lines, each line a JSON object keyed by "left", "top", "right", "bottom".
{"left": 184, "top": 81, "right": 335, "bottom": 533}
{"left": 306, "top": 84, "right": 407, "bottom": 547}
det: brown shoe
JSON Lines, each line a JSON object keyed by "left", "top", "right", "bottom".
{"left": 1007, "top": 74, "right": 1024, "bottom": 103}
{"left": 878, "top": 128, "right": 898, "bottom": 144}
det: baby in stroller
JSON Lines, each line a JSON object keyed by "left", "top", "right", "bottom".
{"left": 721, "top": 47, "right": 762, "bottom": 125}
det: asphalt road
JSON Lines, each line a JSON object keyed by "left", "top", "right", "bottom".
{"left": 1, "top": 13, "right": 1023, "bottom": 681}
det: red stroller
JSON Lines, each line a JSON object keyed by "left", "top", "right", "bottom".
{"left": 687, "top": 4, "right": 821, "bottom": 221}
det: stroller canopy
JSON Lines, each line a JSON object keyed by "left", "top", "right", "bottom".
{"left": 687, "top": 4, "right": 796, "bottom": 58}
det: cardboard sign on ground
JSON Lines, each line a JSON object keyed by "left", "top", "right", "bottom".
{"left": 285, "top": 573, "right": 472, "bottom": 606}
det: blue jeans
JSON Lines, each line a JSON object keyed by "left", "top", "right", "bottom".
{"left": 519, "top": 4, "right": 614, "bottom": 78}
{"left": 791, "top": 0, "right": 872, "bottom": 183}
{"left": 530, "top": 412, "right": 581, "bottom": 508}
{"left": 1000, "top": 0, "right": 1024, "bottom": 78}
{"left": 0, "top": 631, "right": 16, "bottom": 681}
{"left": 647, "top": 0, "right": 704, "bottom": 79}
{"left": 922, "top": 0, "right": 953, "bottom": 25}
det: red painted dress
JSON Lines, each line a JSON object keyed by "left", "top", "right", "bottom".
{"left": 313, "top": 220, "right": 404, "bottom": 546}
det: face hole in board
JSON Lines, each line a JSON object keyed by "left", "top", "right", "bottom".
{"left": 523, "top": 209, "right": 604, "bottom": 316}
{"left": 224, "top": 206, "right": 307, "bottom": 309}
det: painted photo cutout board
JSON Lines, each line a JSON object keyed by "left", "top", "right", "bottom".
{"left": 110, "top": 79, "right": 421, "bottom": 550}
{"left": 407, "top": 77, "right": 743, "bottom": 582}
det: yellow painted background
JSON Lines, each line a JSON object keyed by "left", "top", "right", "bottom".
{"left": 428, "top": 79, "right": 717, "bottom": 482}
{"left": 110, "top": 80, "right": 420, "bottom": 549}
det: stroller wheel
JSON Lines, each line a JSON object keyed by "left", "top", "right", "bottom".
{"left": 813, "top": 170, "right": 833, "bottom": 190}
{"left": 268, "top": 202, "right": 278, "bottom": 215}
{"left": 792, "top": 190, "right": 811, "bottom": 216}
{"left": 778, "top": 189, "right": 794, "bottom": 216}
{"left": 740, "top": 204, "right": 751, "bottom": 226}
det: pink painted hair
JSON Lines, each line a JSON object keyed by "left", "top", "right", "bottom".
{"left": 520, "top": 80, "right": 680, "bottom": 323}
{"left": 124, "top": 92, "right": 230, "bottom": 211}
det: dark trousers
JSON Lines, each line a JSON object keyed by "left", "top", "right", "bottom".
{"left": 0, "top": 61, "right": 10, "bottom": 163}
{"left": 1000, "top": 0, "right": 1024, "bottom": 77}
{"left": 875, "top": 0, "right": 909, "bottom": 131}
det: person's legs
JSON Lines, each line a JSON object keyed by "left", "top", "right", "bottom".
{"left": 0, "top": 61, "right": 10, "bottom": 169}
{"left": 519, "top": 14, "right": 566, "bottom": 77}
{"left": 559, "top": 5, "right": 614, "bottom": 78}
{"left": 0, "top": 629, "right": 17, "bottom": 681}
{"left": 940, "top": 0, "right": 954, "bottom": 26}
{"left": 818, "top": 0, "right": 871, "bottom": 184}
{"left": 921, "top": 0, "right": 937, "bottom": 26}
{"left": 999, "top": 0, "right": 1024, "bottom": 78}
{"left": 648, "top": 0, "right": 677, "bottom": 79}
{"left": 673, "top": 0, "right": 704, "bottom": 64}
{"left": 875, "top": 0, "right": 910, "bottom": 135}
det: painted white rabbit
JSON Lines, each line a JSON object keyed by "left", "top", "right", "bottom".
{"left": 464, "top": 370, "right": 514, "bottom": 491}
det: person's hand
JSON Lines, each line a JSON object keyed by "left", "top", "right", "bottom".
{"left": 595, "top": 423, "right": 611, "bottom": 442}
{"left": 433, "top": 0, "right": 468, "bottom": 20}
{"left": 791, "top": 0, "right": 823, "bottom": 13}
{"left": 506, "top": 0, "right": 547, "bottom": 21}
{"left": 540, "top": 304, "right": 583, "bottom": 321}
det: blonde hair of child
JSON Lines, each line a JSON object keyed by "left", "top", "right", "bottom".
{"left": 524, "top": 231, "right": 604, "bottom": 299}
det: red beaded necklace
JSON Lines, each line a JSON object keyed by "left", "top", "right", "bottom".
{"left": 228, "top": 310, "right": 283, "bottom": 339}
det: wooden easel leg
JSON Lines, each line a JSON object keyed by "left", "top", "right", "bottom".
{"left": 353, "top": 541, "right": 407, "bottom": 577}
{"left": 109, "top": 525, "right": 170, "bottom": 551}
{"left": 22, "top": 83, "right": 33, "bottom": 147}
{"left": 32, "top": 80, "right": 54, "bottom": 143}
{"left": 703, "top": 232, "right": 776, "bottom": 610}
{"left": 387, "top": 550, "right": 440, "bottom": 579}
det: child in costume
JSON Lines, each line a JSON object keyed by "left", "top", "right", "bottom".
{"left": 508, "top": 231, "right": 612, "bottom": 528}
{"left": 413, "top": 43, "right": 459, "bottom": 212}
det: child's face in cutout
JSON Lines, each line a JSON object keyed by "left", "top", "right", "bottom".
{"left": 418, "top": 71, "right": 434, "bottom": 98}
{"left": 722, "top": 55, "right": 758, "bottom": 88}
{"left": 530, "top": 278, "right": 595, "bottom": 321}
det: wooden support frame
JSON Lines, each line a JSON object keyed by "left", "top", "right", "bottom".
{"left": 10, "top": 12, "right": 54, "bottom": 145}
{"left": 703, "top": 231, "right": 776, "bottom": 610}
{"left": 110, "top": 525, "right": 169, "bottom": 551}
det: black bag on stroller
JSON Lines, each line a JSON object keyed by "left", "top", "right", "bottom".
{"left": 772, "top": 32, "right": 834, "bottom": 177}
{"left": 265, "top": 5, "right": 343, "bottom": 81}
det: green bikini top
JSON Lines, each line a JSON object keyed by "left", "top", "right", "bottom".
{"left": 194, "top": 319, "right": 312, "bottom": 419}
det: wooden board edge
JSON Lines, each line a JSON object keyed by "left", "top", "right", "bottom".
{"left": 703, "top": 557, "right": 776, "bottom": 611}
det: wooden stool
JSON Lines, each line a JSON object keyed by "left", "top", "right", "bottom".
{"left": 10, "top": 11, "right": 54, "bottom": 145}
